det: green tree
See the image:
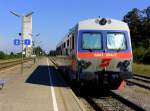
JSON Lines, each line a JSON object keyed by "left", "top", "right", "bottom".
{"left": 145, "top": 6, "right": 150, "bottom": 18}
{"left": 123, "top": 8, "right": 142, "bottom": 48}
{"left": 123, "top": 6, "right": 150, "bottom": 64}
{"left": 34, "top": 46, "right": 45, "bottom": 56}
{"left": 142, "top": 6, "right": 150, "bottom": 48}
{"left": 0, "top": 51, "right": 6, "bottom": 59}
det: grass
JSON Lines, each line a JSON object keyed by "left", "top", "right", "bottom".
{"left": 133, "top": 63, "right": 150, "bottom": 77}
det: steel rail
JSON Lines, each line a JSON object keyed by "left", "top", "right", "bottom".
{"left": 134, "top": 74, "right": 150, "bottom": 79}
{"left": 133, "top": 76, "right": 150, "bottom": 83}
{"left": 126, "top": 80, "right": 150, "bottom": 90}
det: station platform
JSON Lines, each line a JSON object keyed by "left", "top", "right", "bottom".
{"left": 0, "top": 57, "right": 85, "bottom": 111}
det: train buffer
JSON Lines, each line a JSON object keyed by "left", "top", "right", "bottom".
{"left": 0, "top": 80, "right": 5, "bottom": 89}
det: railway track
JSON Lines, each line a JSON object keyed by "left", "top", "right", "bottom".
{"left": 72, "top": 85, "right": 146, "bottom": 111}
{"left": 0, "top": 58, "right": 33, "bottom": 71}
{"left": 134, "top": 74, "right": 150, "bottom": 79}
{"left": 126, "top": 74, "right": 150, "bottom": 90}
{"left": 133, "top": 76, "right": 150, "bottom": 83}
{"left": 133, "top": 74, "right": 150, "bottom": 83}
{"left": 75, "top": 82, "right": 147, "bottom": 111}
{"left": 49, "top": 57, "right": 58, "bottom": 68}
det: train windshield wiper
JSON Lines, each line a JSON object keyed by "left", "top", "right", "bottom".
{"left": 87, "top": 49, "right": 93, "bottom": 52}
{"left": 117, "top": 48, "right": 123, "bottom": 52}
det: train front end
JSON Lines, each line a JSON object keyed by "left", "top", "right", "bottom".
{"left": 77, "top": 18, "right": 133, "bottom": 90}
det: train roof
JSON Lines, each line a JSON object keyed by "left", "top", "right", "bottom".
{"left": 56, "top": 18, "right": 129, "bottom": 48}
{"left": 78, "top": 18, "right": 129, "bottom": 31}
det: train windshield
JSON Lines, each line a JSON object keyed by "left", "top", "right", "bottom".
{"left": 107, "top": 33, "right": 127, "bottom": 50}
{"left": 82, "top": 32, "right": 102, "bottom": 50}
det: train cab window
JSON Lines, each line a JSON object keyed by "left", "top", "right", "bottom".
{"left": 107, "top": 33, "right": 127, "bottom": 50}
{"left": 82, "top": 32, "right": 102, "bottom": 50}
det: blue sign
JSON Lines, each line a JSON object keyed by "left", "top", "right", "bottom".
{"left": 24, "top": 39, "right": 31, "bottom": 45}
{"left": 14, "top": 39, "right": 20, "bottom": 45}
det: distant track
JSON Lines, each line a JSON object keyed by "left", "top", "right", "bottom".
{"left": 134, "top": 74, "right": 150, "bottom": 80}
{"left": 126, "top": 80, "right": 150, "bottom": 90}
{"left": 133, "top": 76, "right": 150, "bottom": 83}
{"left": 0, "top": 58, "right": 33, "bottom": 71}
{"left": 125, "top": 73, "right": 150, "bottom": 90}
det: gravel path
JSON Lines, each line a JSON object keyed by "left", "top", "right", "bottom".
{"left": 93, "top": 97, "right": 134, "bottom": 111}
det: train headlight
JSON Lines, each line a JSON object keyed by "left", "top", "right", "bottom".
{"left": 95, "top": 18, "right": 111, "bottom": 25}
{"left": 79, "top": 60, "right": 92, "bottom": 69}
{"left": 99, "top": 18, "right": 107, "bottom": 25}
{"left": 123, "top": 60, "right": 130, "bottom": 68}
{"left": 117, "top": 60, "right": 130, "bottom": 69}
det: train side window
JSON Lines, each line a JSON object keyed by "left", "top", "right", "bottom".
{"left": 64, "top": 43, "right": 66, "bottom": 48}
{"left": 72, "top": 36, "right": 74, "bottom": 49}
{"left": 70, "top": 38, "right": 71, "bottom": 49}
{"left": 67, "top": 40, "right": 69, "bottom": 47}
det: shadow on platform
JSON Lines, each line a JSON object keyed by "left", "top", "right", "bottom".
{"left": 25, "top": 65, "right": 68, "bottom": 87}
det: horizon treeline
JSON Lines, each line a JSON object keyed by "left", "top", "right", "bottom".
{"left": 0, "top": 46, "right": 45, "bottom": 59}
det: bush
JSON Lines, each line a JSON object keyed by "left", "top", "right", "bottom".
{"left": 133, "top": 46, "right": 146, "bottom": 62}
{"left": 0, "top": 51, "right": 21, "bottom": 60}
{"left": 0, "top": 51, "right": 7, "bottom": 59}
{"left": 142, "top": 47, "right": 150, "bottom": 64}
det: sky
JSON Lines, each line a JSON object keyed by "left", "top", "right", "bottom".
{"left": 0, "top": 0, "right": 149, "bottom": 53}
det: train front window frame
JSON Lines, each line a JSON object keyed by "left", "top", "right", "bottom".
{"left": 82, "top": 32, "right": 102, "bottom": 50}
{"left": 106, "top": 32, "right": 127, "bottom": 50}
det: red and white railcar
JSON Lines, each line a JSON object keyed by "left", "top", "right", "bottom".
{"left": 56, "top": 18, "right": 133, "bottom": 90}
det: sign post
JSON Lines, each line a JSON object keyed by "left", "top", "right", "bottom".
{"left": 11, "top": 11, "right": 33, "bottom": 75}
{"left": 13, "top": 38, "right": 31, "bottom": 74}
{"left": 24, "top": 39, "right": 31, "bottom": 45}
{"left": 14, "top": 39, "right": 20, "bottom": 45}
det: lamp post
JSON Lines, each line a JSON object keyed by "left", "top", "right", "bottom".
{"left": 10, "top": 11, "right": 34, "bottom": 74}
{"left": 37, "top": 41, "right": 42, "bottom": 59}
{"left": 30, "top": 33, "right": 40, "bottom": 63}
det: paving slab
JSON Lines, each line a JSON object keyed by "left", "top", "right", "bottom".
{"left": 0, "top": 58, "right": 53, "bottom": 111}
{"left": 0, "top": 57, "right": 85, "bottom": 111}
